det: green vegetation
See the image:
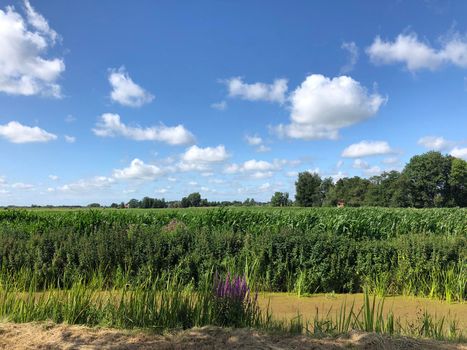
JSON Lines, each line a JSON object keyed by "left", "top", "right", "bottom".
{"left": 295, "top": 151, "right": 467, "bottom": 208}
{"left": 0, "top": 207, "right": 465, "bottom": 301}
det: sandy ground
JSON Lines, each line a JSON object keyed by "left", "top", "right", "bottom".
{"left": 0, "top": 322, "right": 466, "bottom": 350}
{"left": 259, "top": 293, "right": 467, "bottom": 329}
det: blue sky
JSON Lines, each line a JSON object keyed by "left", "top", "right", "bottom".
{"left": 0, "top": 0, "right": 466, "bottom": 205}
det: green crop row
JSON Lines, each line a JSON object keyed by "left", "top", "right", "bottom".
{"left": 0, "top": 208, "right": 465, "bottom": 301}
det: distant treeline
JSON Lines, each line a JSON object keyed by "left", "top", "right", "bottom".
{"left": 290, "top": 151, "right": 466, "bottom": 208}
{"left": 109, "top": 193, "right": 267, "bottom": 209}
{"left": 8, "top": 151, "right": 466, "bottom": 209}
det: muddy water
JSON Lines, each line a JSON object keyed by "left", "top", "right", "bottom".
{"left": 258, "top": 293, "right": 467, "bottom": 329}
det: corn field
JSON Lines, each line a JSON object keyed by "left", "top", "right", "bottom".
{"left": 0, "top": 207, "right": 465, "bottom": 300}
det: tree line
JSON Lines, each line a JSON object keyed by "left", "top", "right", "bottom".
{"left": 68, "top": 151, "right": 466, "bottom": 209}
{"left": 285, "top": 151, "right": 467, "bottom": 208}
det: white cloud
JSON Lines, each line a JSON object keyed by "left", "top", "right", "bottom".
{"left": 155, "top": 188, "right": 168, "bottom": 194}
{"left": 0, "top": 121, "right": 56, "bottom": 143}
{"left": 224, "top": 159, "right": 292, "bottom": 178}
{"left": 58, "top": 176, "right": 114, "bottom": 192}
{"left": 250, "top": 171, "right": 273, "bottom": 179}
{"left": 113, "top": 158, "right": 163, "bottom": 180}
{"left": 167, "top": 177, "right": 177, "bottom": 182}
{"left": 226, "top": 77, "right": 287, "bottom": 103}
{"left": 182, "top": 145, "right": 229, "bottom": 163}
{"left": 64, "top": 135, "right": 76, "bottom": 143}
{"left": 259, "top": 182, "right": 271, "bottom": 191}
{"left": 367, "top": 32, "right": 467, "bottom": 71}
{"left": 342, "top": 140, "right": 394, "bottom": 158}
{"left": 178, "top": 145, "right": 229, "bottom": 172}
{"left": 48, "top": 175, "right": 59, "bottom": 181}
{"left": 11, "top": 182, "right": 34, "bottom": 189}
{"left": 276, "top": 74, "right": 386, "bottom": 140}
{"left": 418, "top": 136, "right": 453, "bottom": 151}
{"left": 93, "top": 113, "right": 195, "bottom": 145}
{"left": 450, "top": 147, "right": 467, "bottom": 160}
{"left": 109, "top": 67, "right": 154, "bottom": 107}
{"left": 210, "top": 101, "right": 227, "bottom": 110}
{"left": 242, "top": 159, "right": 275, "bottom": 171}
{"left": 352, "top": 159, "right": 369, "bottom": 169}
{"left": 341, "top": 41, "right": 359, "bottom": 73}
{"left": 245, "top": 134, "right": 262, "bottom": 146}
{"left": 364, "top": 166, "right": 383, "bottom": 176}
{"left": 0, "top": 2, "right": 64, "bottom": 96}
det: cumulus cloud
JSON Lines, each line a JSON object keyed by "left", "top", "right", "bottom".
{"left": 245, "top": 134, "right": 262, "bottom": 146}
{"left": 364, "top": 166, "right": 383, "bottom": 176}
{"left": 342, "top": 140, "right": 394, "bottom": 158}
{"left": 113, "top": 158, "right": 163, "bottom": 180}
{"left": 11, "top": 182, "right": 34, "bottom": 189}
{"left": 341, "top": 41, "right": 359, "bottom": 73}
{"left": 0, "top": 1, "right": 64, "bottom": 96}
{"left": 58, "top": 176, "right": 114, "bottom": 192}
{"left": 178, "top": 145, "right": 229, "bottom": 172}
{"left": 367, "top": 32, "right": 467, "bottom": 71}
{"left": 276, "top": 74, "right": 386, "bottom": 140}
{"left": 418, "top": 136, "right": 454, "bottom": 151}
{"left": 224, "top": 159, "right": 293, "bottom": 180}
{"left": 225, "top": 77, "right": 288, "bottom": 103}
{"left": 93, "top": 113, "right": 195, "bottom": 145}
{"left": 0, "top": 121, "right": 57, "bottom": 143}
{"left": 48, "top": 175, "right": 59, "bottom": 181}
{"left": 109, "top": 67, "right": 154, "bottom": 107}
{"left": 245, "top": 134, "right": 271, "bottom": 152}
{"left": 450, "top": 147, "right": 467, "bottom": 160}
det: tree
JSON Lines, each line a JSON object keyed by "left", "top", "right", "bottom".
{"left": 331, "top": 177, "right": 370, "bottom": 207}
{"left": 320, "top": 177, "right": 335, "bottom": 206}
{"left": 402, "top": 152, "right": 452, "bottom": 208}
{"left": 295, "top": 172, "right": 322, "bottom": 207}
{"left": 181, "top": 192, "right": 202, "bottom": 207}
{"left": 127, "top": 199, "right": 140, "bottom": 208}
{"left": 364, "top": 171, "right": 402, "bottom": 207}
{"left": 270, "top": 192, "right": 290, "bottom": 207}
{"left": 449, "top": 157, "right": 467, "bottom": 207}
{"left": 87, "top": 203, "right": 101, "bottom": 208}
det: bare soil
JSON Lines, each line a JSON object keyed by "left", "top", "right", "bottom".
{"left": 0, "top": 322, "right": 466, "bottom": 350}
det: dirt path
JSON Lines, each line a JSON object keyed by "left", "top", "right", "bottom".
{"left": 0, "top": 322, "right": 465, "bottom": 350}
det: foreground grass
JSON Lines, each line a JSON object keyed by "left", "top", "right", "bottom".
{"left": 0, "top": 277, "right": 464, "bottom": 343}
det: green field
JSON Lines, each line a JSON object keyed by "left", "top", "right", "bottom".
{"left": 0, "top": 207, "right": 466, "bottom": 339}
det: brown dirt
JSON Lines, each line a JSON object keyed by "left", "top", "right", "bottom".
{"left": 0, "top": 322, "right": 466, "bottom": 350}
{"left": 259, "top": 293, "right": 467, "bottom": 329}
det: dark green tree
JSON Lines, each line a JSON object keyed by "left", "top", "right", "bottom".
{"left": 127, "top": 199, "right": 140, "bottom": 208}
{"left": 181, "top": 192, "right": 202, "bottom": 207}
{"left": 402, "top": 151, "right": 452, "bottom": 207}
{"left": 295, "top": 172, "right": 322, "bottom": 207}
{"left": 270, "top": 192, "right": 290, "bottom": 206}
{"left": 332, "top": 177, "right": 370, "bottom": 207}
{"left": 449, "top": 157, "right": 467, "bottom": 207}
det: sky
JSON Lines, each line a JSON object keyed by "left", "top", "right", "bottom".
{"left": 0, "top": 0, "right": 466, "bottom": 205}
